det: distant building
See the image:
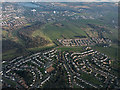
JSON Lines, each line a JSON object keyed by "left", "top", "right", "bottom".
{"left": 31, "top": 9, "right": 36, "bottom": 12}
{"left": 53, "top": 11, "right": 56, "bottom": 14}
{"left": 46, "top": 66, "right": 55, "bottom": 73}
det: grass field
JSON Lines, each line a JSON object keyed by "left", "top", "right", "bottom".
{"left": 2, "top": 49, "right": 21, "bottom": 60}
{"left": 80, "top": 71, "right": 103, "bottom": 85}
{"left": 92, "top": 44, "right": 118, "bottom": 60}
{"left": 32, "top": 28, "right": 53, "bottom": 43}
{"left": 102, "top": 28, "right": 118, "bottom": 42}
{"left": 41, "top": 21, "right": 87, "bottom": 40}
{"left": 56, "top": 46, "right": 85, "bottom": 52}
{"left": 27, "top": 44, "right": 56, "bottom": 52}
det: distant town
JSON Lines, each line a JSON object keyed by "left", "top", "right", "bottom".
{"left": 2, "top": 47, "right": 119, "bottom": 89}
{"left": 58, "top": 37, "right": 110, "bottom": 47}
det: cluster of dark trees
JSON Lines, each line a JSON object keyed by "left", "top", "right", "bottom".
{"left": 14, "top": 70, "right": 33, "bottom": 86}
{"left": 2, "top": 40, "right": 22, "bottom": 53}
{"left": 74, "top": 36, "right": 87, "bottom": 38}
{"left": 43, "top": 65, "right": 69, "bottom": 88}
{"left": 17, "top": 22, "right": 49, "bottom": 48}
{"left": 18, "top": 33, "right": 49, "bottom": 48}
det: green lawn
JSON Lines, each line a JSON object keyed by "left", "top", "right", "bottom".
{"left": 80, "top": 71, "right": 102, "bottom": 85}
{"left": 56, "top": 46, "right": 85, "bottom": 52}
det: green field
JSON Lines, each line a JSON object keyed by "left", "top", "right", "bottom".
{"left": 2, "top": 49, "right": 20, "bottom": 60}
{"left": 40, "top": 21, "right": 87, "bottom": 40}
{"left": 80, "top": 71, "right": 103, "bottom": 85}
{"left": 92, "top": 44, "right": 118, "bottom": 60}
{"left": 56, "top": 46, "right": 85, "bottom": 52}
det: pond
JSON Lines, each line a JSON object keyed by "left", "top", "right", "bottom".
{"left": 18, "top": 2, "right": 39, "bottom": 8}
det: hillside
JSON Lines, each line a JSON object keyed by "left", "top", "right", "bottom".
{"left": 2, "top": 2, "right": 118, "bottom": 61}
